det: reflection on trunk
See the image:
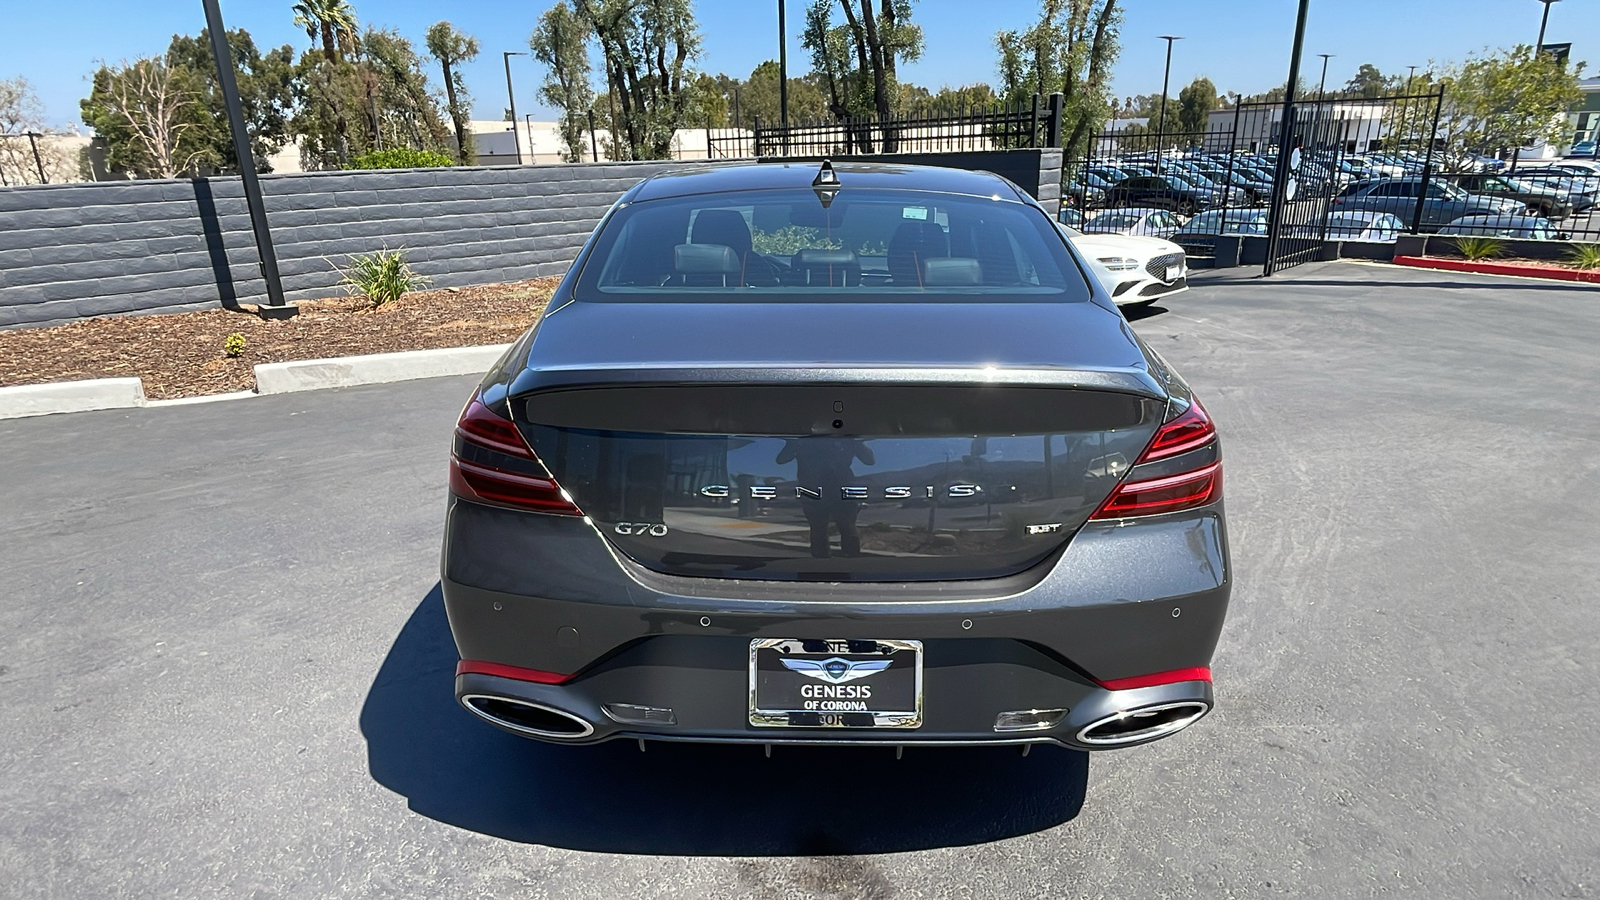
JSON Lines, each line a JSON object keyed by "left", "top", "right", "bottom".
{"left": 526, "top": 423, "right": 1158, "bottom": 582}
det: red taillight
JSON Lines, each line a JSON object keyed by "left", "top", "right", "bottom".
{"left": 456, "top": 399, "right": 534, "bottom": 458}
{"left": 456, "top": 659, "right": 573, "bottom": 684}
{"left": 450, "top": 398, "right": 583, "bottom": 516}
{"left": 1097, "top": 667, "right": 1212, "bottom": 691}
{"left": 1142, "top": 398, "right": 1215, "bottom": 461}
{"left": 1090, "top": 396, "right": 1221, "bottom": 519}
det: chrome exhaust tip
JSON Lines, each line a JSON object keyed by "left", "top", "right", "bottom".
{"left": 461, "top": 694, "right": 596, "bottom": 739}
{"left": 1076, "top": 700, "right": 1210, "bottom": 746}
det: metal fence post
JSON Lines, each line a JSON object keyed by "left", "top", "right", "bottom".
{"left": 1264, "top": 0, "right": 1312, "bottom": 276}
{"left": 1046, "top": 93, "right": 1064, "bottom": 148}
{"left": 1029, "top": 94, "right": 1040, "bottom": 148}
{"left": 1410, "top": 85, "right": 1447, "bottom": 233}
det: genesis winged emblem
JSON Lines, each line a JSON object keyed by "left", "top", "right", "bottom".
{"left": 780, "top": 656, "right": 893, "bottom": 684}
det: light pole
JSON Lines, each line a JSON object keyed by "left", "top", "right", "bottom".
{"left": 1317, "top": 54, "right": 1334, "bottom": 98}
{"left": 503, "top": 51, "right": 528, "bottom": 164}
{"left": 1405, "top": 65, "right": 1418, "bottom": 94}
{"left": 777, "top": 1, "right": 789, "bottom": 129}
{"left": 1157, "top": 35, "right": 1182, "bottom": 165}
{"left": 202, "top": 0, "right": 290, "bottom": 316}
{"left": 1536, "top": 0, "right": 1560, "bottom": 51}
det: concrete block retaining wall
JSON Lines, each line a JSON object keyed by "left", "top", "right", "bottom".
{"left": 0, "top": 161, "right": 686, "bottom": 328}
{"left": 0, "top": 150, "right": 1062, "bottom": 329}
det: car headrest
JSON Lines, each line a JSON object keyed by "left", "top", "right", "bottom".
{"left": 690, "top": 210, "right": 751, "bottom": 256}
{"left": 922, "top": 257, "right": 981, "bottom": 286}
{"left": 674, "top": 243, "right": 740, "bottom": 274}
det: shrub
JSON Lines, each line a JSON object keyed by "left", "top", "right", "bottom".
{"left": 223, "top": 332, "right": 246, "bottom": 358}
{"left": 1453, "top": 236, "right": 1505, "bottom": 261}
{"left": 1565, "top": 243, "right": 1600, "bottom": 270}
{"left": 345, "top": 148, "right": 456, "bottom": 170}
{"left": 336, "top": 247, "right": 430, "bottom": 307}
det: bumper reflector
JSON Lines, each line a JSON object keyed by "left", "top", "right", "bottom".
{"left": 994, "top": 708, "right": 1069, "bottom": 732}
{"left": 457, "top": 659, "right": 573, "bottom": 684}
{"left": 602, "top": 703, "right": 677, "bottom": 726}
{"left": 1097, "top": 666, "right": 1212, "bottom": 691}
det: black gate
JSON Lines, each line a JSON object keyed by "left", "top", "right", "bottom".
{"left": 1061, "top": 88, "right": 1447, "bottom": 275}
{"left": 1261, "top": 99, "right": 1347, "bottom": 274}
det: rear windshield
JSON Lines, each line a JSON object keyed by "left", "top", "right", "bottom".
{"left": 573, "top": 188, "right": 1088, "bottom": 302}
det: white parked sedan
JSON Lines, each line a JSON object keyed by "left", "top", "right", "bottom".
{"left": 1060, "top": 224, "right": 1189, "bottom": 308}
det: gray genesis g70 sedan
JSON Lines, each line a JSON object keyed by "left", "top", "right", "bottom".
{"left": 443, "top": 160, "right": 1230, "bottom": 752}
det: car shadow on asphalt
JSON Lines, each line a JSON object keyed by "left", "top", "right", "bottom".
{"left": 359, "top": 585, "right": 1089, "bottom": 855}
{"left": 1121, "top": 304, "right": 1170, "bottom": 322}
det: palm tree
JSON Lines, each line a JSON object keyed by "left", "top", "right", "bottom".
{"left": 292, "top": 0, "right": 359, "bottom": 63}
{"left": 425, "top": 22, "right": 480, "bottom": 164}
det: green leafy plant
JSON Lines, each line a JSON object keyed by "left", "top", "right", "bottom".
{"left": 345, "top": 148, "right": 456, "bottom": 170}
{"left": 1564, "top": 243, "right": 1600, "bottom": 270}
{"left": 336, "top": 247, "right": 429, "bottom": 306}
{"left": 223, "top": 332, "right": 246, "bottom": 358}
{"left": 1453, "top": 236, "right": 1506, "bottom": 261}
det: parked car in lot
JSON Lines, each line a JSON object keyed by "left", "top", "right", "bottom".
{"left": 1437, "top": 214, "right": 1563, "bottom": 240}
{"left": 1506, "top": 170, "right": 1599, "bottom": 212}
{"left": 1567, "top": 141, "right": 1597, "bottom": 159}
{"left": 1057, "top": 207, "right": 1086, "bottom": 229}
{"left": 1333, "top": 177, "right": 1519, "bottom": 231}
{"left": 1323, "top": 211, "right": 1406, "bottom": 242}
{"left": 1060, "top": 224, "right": 1188, "bottom": 307}
{"left": 1440, "top": 173, "right": 1574, "bottom": 219}
{"left": 443, "top": 160, "right": 1229, "bottom": 754}
{"left": 1083, "top": 207, "right": 1185, "bottom": 239}
{"left": 1174, "top": 209, "right": 1271, "bottom": 237}
{"left": 1103, "top": 175, "right": 1221, "bottom": 216}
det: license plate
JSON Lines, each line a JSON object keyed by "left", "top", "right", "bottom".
{"left": 749, "top": 639, "right": 922, "bottom": 728}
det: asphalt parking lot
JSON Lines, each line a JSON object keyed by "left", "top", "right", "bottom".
{"left": 2, "top": 261, "right": 1597, "bottom": 898}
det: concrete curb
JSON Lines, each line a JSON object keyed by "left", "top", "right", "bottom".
{"left": 253, "top": 344, "right": 512, "bottom": 395}
{"left": 1, "top": 344, "right": 510, "bottom": 420}
{"left": 1393, "top": 255, "right": 1600, "bottom": 285}
{"left": 0, "top": 378, "right": 146, "bottom": 420}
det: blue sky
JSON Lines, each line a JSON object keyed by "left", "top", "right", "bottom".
{"left": 5, "top": 0, "right": 1594, "bottom": 129}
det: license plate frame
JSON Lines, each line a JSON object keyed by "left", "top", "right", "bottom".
{"left": 748, "top": 638, "right": 923, "bottom": 729}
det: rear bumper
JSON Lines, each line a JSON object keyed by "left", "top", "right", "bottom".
{"left": 442, "top": 497, "right": 1230, "bottom": 749}
{"left": 455, "top": 658, "right": 1214, "bottom": 750}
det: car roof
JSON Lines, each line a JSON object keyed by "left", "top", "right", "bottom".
{"left": 623, "top": 161, "right": 1027, "bottom": 204}
{"left": 1446, "top": 214, "right": 1543, "bottom": 224}
{"left": 1091, "top": 207, "right": 1166, "bottom": 217}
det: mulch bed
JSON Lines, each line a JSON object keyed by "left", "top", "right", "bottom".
{"left": 0, "top": 278, "right": 560, "bottom": 400}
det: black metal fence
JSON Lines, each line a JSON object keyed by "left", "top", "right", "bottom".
{"left": 1062, "top": 89, "right": 1453, "bottom": 272}
{"left": 707, "top": 95, "right": 1064, "bottom": 159}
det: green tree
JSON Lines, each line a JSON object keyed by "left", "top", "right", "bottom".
{"left": 362, "top": 29, "right": 453, "bottom": 155}
{"left": 995, "top": 0, "right": 1121, "bottom": 156}
{"left": 801, "top": 0, "right": 923, "bottom": 147}
{"left": 1431, "top": 45, "right": 1585, "bottom": 165}
{"left": 425, "top": 21, "right": 480, "bottom": 164}
{"left": 899, "top": 82, "right": 995, "bottom": 116}
{"left": 1176, "top": 75, "right": 1218, "bottom": 134}
{"left": 740, "top": 60, "right": 828, "bottom": 127}
{"left": 81, "top": 56, "right": 211, "bottom": 178}
{"left": 530, "top": 1, "right": 595, "bottom": 161}
{"left": 1344, "top": 63, "right": 1396, "bottom": 98}
{"left": 164, "top": 29, "right": 296, "bottom": 173}
{"left": 292, "top": 0, "right": 359, "bottom": 63}
{"left": 571, "top": 0, "right": 702, "bottom": 161}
